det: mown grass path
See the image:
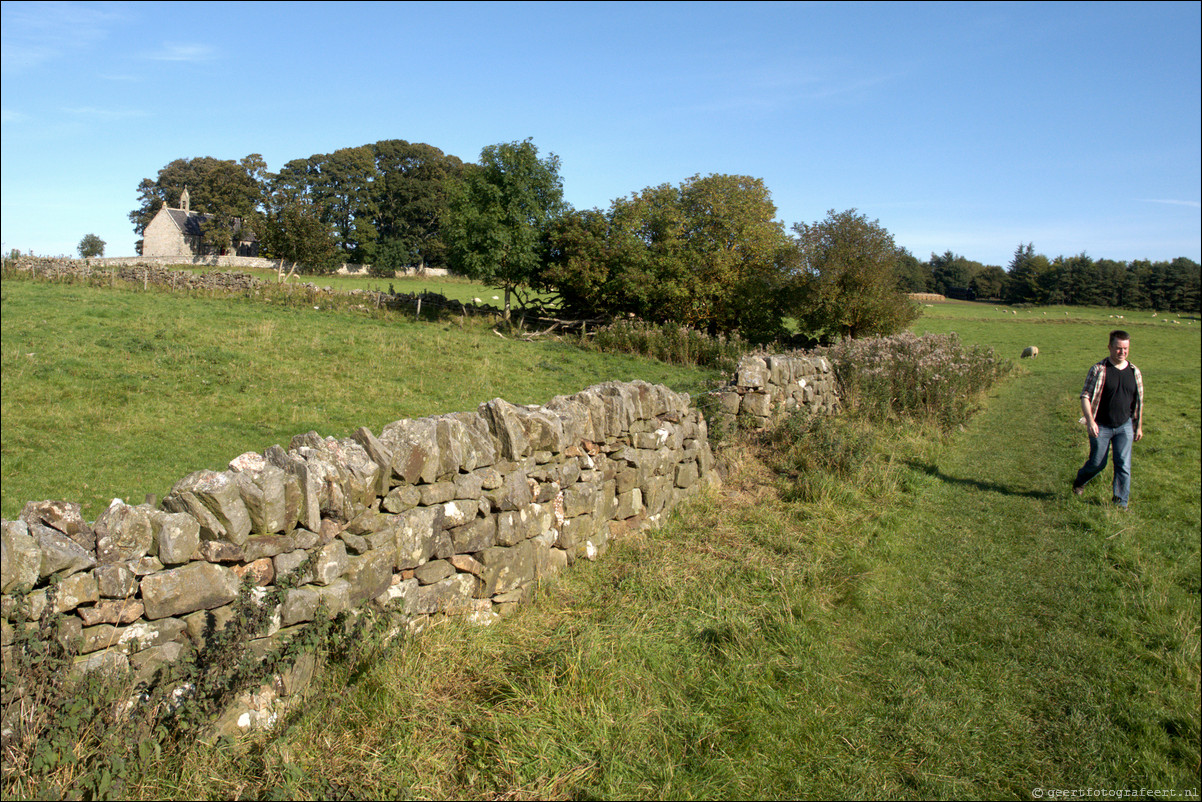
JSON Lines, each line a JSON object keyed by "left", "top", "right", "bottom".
{"left": 841, "top": 365, "right": 1199, "bottom": 798}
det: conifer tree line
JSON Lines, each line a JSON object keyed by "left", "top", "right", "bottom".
{"left": 129, "top": 138, "right": 1201, "bottom": 345}
{"left": 897, "top": 246, "right": 1200, "bottom": 313}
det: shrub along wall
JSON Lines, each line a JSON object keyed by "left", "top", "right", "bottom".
{"left": 1, "top": 380, "right": 723, "bottom": 735}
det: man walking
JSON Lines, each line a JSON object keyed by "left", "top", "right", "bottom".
{"left": 1073, "top": 330, "right": 1143, "bottom": 509}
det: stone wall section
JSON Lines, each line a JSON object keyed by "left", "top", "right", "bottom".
{"left": 707, "top": 354, "right": 839, "bottom": 428}
{"left": 1, "top": 380, "right": 715, "bottom": 732}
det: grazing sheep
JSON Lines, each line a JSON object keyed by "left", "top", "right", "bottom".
{"left": 1021, "top": 346, "right": 1039, "bottom": 358}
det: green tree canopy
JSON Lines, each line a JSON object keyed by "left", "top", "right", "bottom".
{"left": 129, "top": 156, "right": 265, "bottom": 253}
{"left": 544, "top": 173, "right": 795, "bottom": 341}
{"left": 443, "top": 139, "right": 566, "bottom": 319}
{"left": 792, "top": 209, "right": 920, "bottom": 343}
{"left": 77, "top": 233, "right": 105, "bottom": 258}
{"left": 260, "top": 200, "right": 342, "bottom": 277}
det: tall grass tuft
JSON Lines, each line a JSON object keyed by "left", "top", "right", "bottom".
{"left": 815, "top": 331, "right": 1011, "bottom": 429}
{"left": 581, "top": 319, "right": 751, "bottom": 372}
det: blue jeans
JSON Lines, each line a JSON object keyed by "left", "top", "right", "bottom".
{"left": 1074, "top": 420, "right": 1133, "bottom": 506}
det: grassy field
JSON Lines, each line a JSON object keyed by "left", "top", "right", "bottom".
{"left": 3, "top": 282, "right": 1198, "bottom": 799}
{"left": 0, "top": 274, "right": 716, "bottom": 520}
{"left": 170, "top": 262, "right": 549, "bottom": 306}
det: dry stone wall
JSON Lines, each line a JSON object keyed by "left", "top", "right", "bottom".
{"left": 1, "top": 380, "right": 715, "bottom": 733}
{"left": 706, "top": 354, "right": 839, "bottom": 429}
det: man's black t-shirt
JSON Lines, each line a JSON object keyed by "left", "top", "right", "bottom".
{"left": 1096, "top": 363, "right": 1137, "bottom": 428}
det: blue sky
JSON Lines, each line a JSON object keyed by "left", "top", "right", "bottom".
{"left": 2, "top": 1, "right": 1199, "bottom": 267}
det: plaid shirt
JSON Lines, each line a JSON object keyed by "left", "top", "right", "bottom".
{"left": 1081, "top": 358, "right": 1143, "bottom": 427}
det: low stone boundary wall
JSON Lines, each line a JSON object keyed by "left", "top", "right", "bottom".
{"left": 706, "top": 354, "right": 839, "bottom": 428}
{"left": 93, "top": 255, "right": 280, "bottom": 270}
{"left": 1, "top": 380, "right": 715, "bottom": 734}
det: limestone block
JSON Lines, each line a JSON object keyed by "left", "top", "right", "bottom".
{"left": 241, "top": 533, "right": 296, "bottom": 562}
{"left": 150, "top": 510, "right": 201, "bottom": 565}
{"left": 449, "top": 515, "right": 496, "bottom": 554}
{"left": 30, "top": 523, "right": 95, "bottom": 579}
{"left": 413, "top": 559, "right": 455, "bottom": 585}
{"left": 315, "top": 579, "right": 351, "bottom": 617}
{"left": 281, "top": 587, "right": 320, "bottom": 626}
{"left": 409, "top": 573, "right": 477, "bottom": 615}
{"left": 311, "top": 539, "right": 348, "bottom": 586}
{"left": 485, "top": 470, "right": 533, "bottom": 512}
{"left": 766, "top": 355, "right": 793, "bottom": 386}
{"left": 394, "top": 505, "right": 446, "bottom": 570}
{"left": 19, "top": 500, "right": 94, "bottom": 550}
{"left": 563, "top": 482, "right": 599, "bottom": 518}
{"left": 374, "top": 577, "right": 418, "bottom": 612}
{"left": 474, "top": 466, "right": 504, "bottom": 490}
{"left": 382, "top": 484, "right": 422, "bottom": 513}
{"left": 558, "top": 514, "right": 597, "bottom": 553}
{"left": 81, "top": 617, "right": 187, "bottom": 655}
{"left": 130, "top": 641, "right": 189, "bottom": 684}
{"left": 496, "top": 507, "right": 537, "bottom": 546}
{"left": 279, "top": 651, "right": 318, "bottom": 697}
{"left": 742, "top": 392, "right": 772, "bottom": 417}
{"left": 478, "top": 398, "right": 530, "bottom": 460}
{"left": 196, "top": 540, "right": 245, "bottom": 562}
{"left": 54, "top": 571, "right": 99, "bottom": 614}
{"left": 131, "top": 556, "right": 164, "bottom": 575}
{"left": 675, "top": 461, "right": 700, "bottom": 489}
{"left": 228, "top": 454, "right": 292, "bottom": 535}
{"left": 478, "top": 541, "right": 536, "bottom": 596}
{"left": 93, "top": 500, "right": 154, "bottom": 563}
{"left": 77, "top": 599, "right": 145, "bottom": 627}
{"left": 615, "top": 488, "right": 644, "bottom": 520}
{"left": 167, "top": 471, "right": 252, "bottom": 545}
{"left": 446, "top": 411, "right": 499, "bottom": 470}
{"left": 449, "top": 553, "right": 485, "bottom": 577}
{"left": 140, "top": 562, "right": 239, "bottom": 620}
{"left": 737, "top": 356, "right": 768, "bottom": 389}
{"left": 345, "top": 549, "right": 394, "bottom": 605}
{"left": 184, "top": 603, "right": 238, "bottom": 647}
{"left": 95, "top": 562, "right": 138, "bottom": 598}
{"left": 419, "top": 482, "right": 457, "bottom": 506}
{"left": 352, "top": 426, "right": 393, "bottom": 496}
{"left": 440, "top": 499, "right": 478, "bottom": 529}
{"left": 379, "top": 419, "right": 441, "bottom": 484}
{"left": 72, "top": 648, "right": 129, "bottom": 676}
{"left": 233, "top": 558, "right": 275, "bottom": 587}
{"left": 453, "top": 472, "right": 485, "bottom": 500}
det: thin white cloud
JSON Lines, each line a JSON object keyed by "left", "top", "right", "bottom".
{"left": 142, "top": 42, "right": 216, "bottom": 62}
{"left": 1, "top": 109, "right": 28, "bottom": 124}
{"left": 0, "top": 2, "right": 122, "bottom": 72}
{"left": 61, "top": 106, "right": 149, "bottom": 120}
{"left": 1135, "top": 199, "right": 1201, "bottom": 209}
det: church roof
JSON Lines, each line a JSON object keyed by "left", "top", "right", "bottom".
{"left": 164, "top": 207, "right": 258, "bottom": 243}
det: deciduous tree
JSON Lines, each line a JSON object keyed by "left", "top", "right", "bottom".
{"left": 443, "top": 139, "right": 566, "bottom": 319}
{"left": 77, "top": 233, "right": 105, "bottom": 258}
{"left": 545, "top": 174, "right": 795, "bottom": 341}
{"left": 129, "top": 156, "right": 265, "bottom": 253}
{"left": 260, "top": 200, "right": 342, "bottom": 278}
{"left": 792, "top": 209, "right": 919, "bottom": 343}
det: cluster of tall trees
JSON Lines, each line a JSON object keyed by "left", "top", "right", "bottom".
{"left": 899, "top": 246, "right": 1200, "bottom": 313}
{"left": 128, "top": 141, "right": 466, "bottom": 272}
{"left": 130, "top": 136, "right": 1199, "bottom": 344}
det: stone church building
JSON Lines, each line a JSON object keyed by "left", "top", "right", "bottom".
{"left": 141, "top": 187, "right": 259, "bottom": 258}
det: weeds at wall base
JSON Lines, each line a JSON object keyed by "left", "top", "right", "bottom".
{"left": 0, "top": 559, "right": 407, "bottom": 801}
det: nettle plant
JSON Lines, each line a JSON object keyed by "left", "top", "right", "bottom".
{"left": 0, "top": 547, "right": 401, "bottom": 801}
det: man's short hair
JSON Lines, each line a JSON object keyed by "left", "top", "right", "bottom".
{"left": 1110, "top": 329, "right": 1130, "bottom": 345}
